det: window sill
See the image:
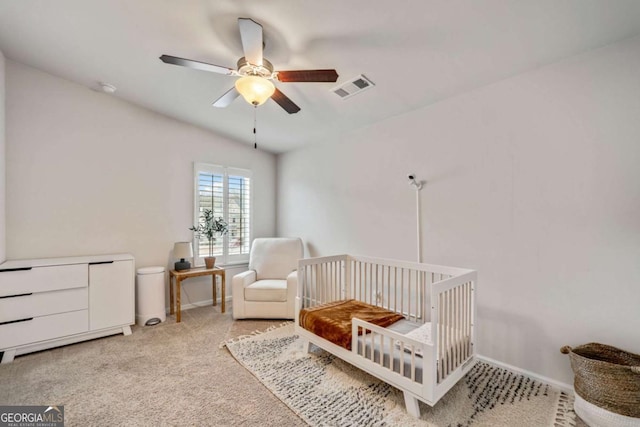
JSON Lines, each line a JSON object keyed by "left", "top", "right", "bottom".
{"left": 193, "top": 261, "right": 249, "bottom": 269}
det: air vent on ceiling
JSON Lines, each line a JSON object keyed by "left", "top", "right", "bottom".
{"left": 331, "top": 74, "right": 375, "bottom": 100}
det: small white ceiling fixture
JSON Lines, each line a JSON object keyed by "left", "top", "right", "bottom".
{"left": 100, "top": 83, "right": 117, "bottom": 94}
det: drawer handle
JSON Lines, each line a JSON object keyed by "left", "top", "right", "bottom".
{"left": 0, "top": 267, "right": 33, "bottom": 272}
{"left": 0, "top": 317, "right": 34, "bottom": 326}
{"left": 0, "top": 293, "right": 33, "bottom": 300}
{"left": 89, "top": 261, "right": 114, "bottom": 265}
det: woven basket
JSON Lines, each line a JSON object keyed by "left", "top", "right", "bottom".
{"left": 561, "top": 343, "right": 640, "bottom": 418}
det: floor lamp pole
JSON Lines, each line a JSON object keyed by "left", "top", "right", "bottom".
{"left": 416, "top": 189, "right": 422, "bottom": 263}
{"left": 407, "top": 174, "right": 424, "bottom": 263}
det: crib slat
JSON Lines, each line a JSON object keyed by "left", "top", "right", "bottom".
{"left": 437, "top": 292, "right": 441, "bottom": 383}
{"left": 333, "top": 261, "right": 337, "bottom": 300}
{"left": 467, "top": 281, "right": 471, "bottom": 359}
{"left": 304, "top": 265, "right": 308, "bottom": 306}
{"left": 368, "top": 262, "right": 372, "bottom": 305}
{"left": 362, "top": 262, "right": 366, "bottom": 303}
{"left": 400, "top": 342, "right": 405, "bottom": 377}
{"left": 375, "top": 263, "right": 379, "bottom": 306}
{"left": 465, "top": 282, "right": 469, "bottom": 360}
{"left": 453, "top": 286, "right": 458, "bottom": 368}
{"left": 320, "top": 263, "right": 324, "bottom": 304}
{"left": 301, "top": 265, "right": 305, "bottom": 306}
{"left": 326, "top": 262, "right": 330, "bottom": 302}
{"left": 336, "top": 261, "right": 339, "bottom": 299}
{"left": 312, "top": 264, "right": 316, "bottom": 304}
{"left": 386, "top": 266, "right": 391, "bottom": 311}
{"left": 416, "top": 271, "right": 420, "bottom": 321}
{"left": 460, "top": 285, "right": 465, "bottom": 364}
{"left": 411, "top": 349, "right": 416, "bottom": 382}
{"left": 393, "top": 267, "right": 397, "bottom": 313}
{"left": 326, "top": 263, "right": 330, "bottom": 302}
{"left": 447, "top": 288, "right": 452, "bottom": 376}
{"left": 366, "top": 262, "right": 370, "bottom": 304}
{"left": 453, "top": 287, "right": 462, "bottom": 368}
{"left": 453, "top": 287, "right": 457, "bottom": 372}
{"left": 445, "top": 289, "right": 450, "bottom": 377}
{"left": 401, "top": 268, "right": 405, "bottom": 316}
{"left": 443, "top": 289, "right": 447, "bottom": 378}
{"left": 326, "top": 263, "right": 329, "bottom": 301}
{"left": 460, "top": 283, "right": 464, "bottom": 362}
{"left": 312, "top": 264, "right": 316, "bottom": 305}
{"left": 332, "top": 261, "right": 336, "bottom": 301}
{"left": 464, "top": 283, "right": 469, "bottom": 361}
{"left": 359, "top": 261, "right": 363, "bottom": 302}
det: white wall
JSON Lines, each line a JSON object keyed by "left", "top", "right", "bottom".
{"left": 277, "top": 36, "right": 640, "bottom": 384}
{"left": 0, "top": 49, "right": 5, "bottom": 263}
{"left": 6, "top": 61, "right": 277, "bottom": 305}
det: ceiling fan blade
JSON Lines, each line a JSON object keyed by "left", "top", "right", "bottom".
{"left": 276, "top": 69, "right": 339, "bottom": 83}
{"left": 160, "top": 54, "right": 237, "bottom": 76}
{"left": 212, "top": 87, "right": 240, "bottom": 108}
{"left": 271, "top": 88, "right": 301, "bottom": 114}
{"left": 238, "top": 18, "right": 264, "bottom": 66}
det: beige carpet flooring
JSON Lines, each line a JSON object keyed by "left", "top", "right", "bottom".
{"left": 0, "top": 305, "right": 305, "bottom": 426}
{"left": 0, "top": 305, "right": 585, "bottom": 426}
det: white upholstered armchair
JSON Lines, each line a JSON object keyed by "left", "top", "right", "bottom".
{"left": 232, "top": 237, "right": 303, "bottom": 319}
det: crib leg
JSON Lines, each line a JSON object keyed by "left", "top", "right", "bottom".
{"left": 302, "top": 339, "right": 312, "bottom": 354}
{"left": 403, "top": 391, "right": 421, "bottom": 418}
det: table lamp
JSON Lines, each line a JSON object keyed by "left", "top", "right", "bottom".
{"left": 173, "top": 242, "right": 193, "bottom": 271}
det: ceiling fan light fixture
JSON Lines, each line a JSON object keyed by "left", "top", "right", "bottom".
{"left": 235, "top": 75, "right": 275, "bottom": 106}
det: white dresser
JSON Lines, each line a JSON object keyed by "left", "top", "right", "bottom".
{"left": 0, "top": 253, "right": 135, "bottom": 363}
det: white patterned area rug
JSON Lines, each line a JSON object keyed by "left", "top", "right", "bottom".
{"left": 224, "top": 323, "right": 576, "bottom": 427}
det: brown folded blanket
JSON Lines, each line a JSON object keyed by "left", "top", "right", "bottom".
{"left": 299, "top": 299, "right": 405, "bottom": 350}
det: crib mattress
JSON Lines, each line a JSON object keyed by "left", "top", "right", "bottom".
{"left": 299, "top": 299, "right": 405, "bottom": 350}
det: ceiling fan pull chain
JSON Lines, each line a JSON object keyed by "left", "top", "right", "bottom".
{"left": 253, "top": 105, "right": 257, "bottom": 149}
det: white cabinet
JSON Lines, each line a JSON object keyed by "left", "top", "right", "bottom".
{"left": 0, "top": 254, "right": 134, "bottom": 363}
{"left": 89, "top": 260, "right": 135, "bottom": 330}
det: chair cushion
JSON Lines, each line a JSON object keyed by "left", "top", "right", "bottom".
{"left": 249, "top": 238, "right": 303, "bottom": 280}
{"left": 244, "top": 280, "right": 288, "bottom": 302}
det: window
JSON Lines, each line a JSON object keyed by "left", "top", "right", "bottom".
{"left": 193, "top": 163, "right": 252, "bottom": 265}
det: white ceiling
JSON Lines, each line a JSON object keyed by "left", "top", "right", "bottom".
{"left": 1, "top": 1, "right": 640, "bottom": 153}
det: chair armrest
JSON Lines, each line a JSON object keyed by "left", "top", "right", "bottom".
{"left": 233, "top": 270, "right": 257, "bottom": 295}
{"left": 286, "top": 270, "right": 298, "bottom": 289}
{"left": 286, "top": 270, "right": 298, "bottom": 318}
{"left": 232, "top": 270, "right": 256, "bottom": 320}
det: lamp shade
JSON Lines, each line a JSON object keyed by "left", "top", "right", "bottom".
{"left": 235, "top": 76, "right": 275, "bottom": 106}
{"left": 173, "top": 242, "right": 193, "bottom": 260}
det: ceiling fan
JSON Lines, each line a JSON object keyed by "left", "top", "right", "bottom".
{"left": 160, "top": 18, "right": 339, "bottom": 114}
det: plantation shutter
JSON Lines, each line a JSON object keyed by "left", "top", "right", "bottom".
{"left": 227, "top": 168, "right": 252, "bottom": 262}
{"left": 194, "top": 163, "right": 252, "bottom": 265}
{"left": 195, "top": 165, "right": 225, "bottom": 261}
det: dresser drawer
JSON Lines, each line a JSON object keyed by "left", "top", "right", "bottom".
{"left": 0, "top": 310, "right": 88, "bottom": 349}
{"left": 0, "top": 288, "right": 88, "bottom": 323}
{"left": 0, "top": 264, "right": 88, "bottom": 296}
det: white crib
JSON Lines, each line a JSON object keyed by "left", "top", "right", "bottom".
{"left": 295, "top": 254, "right": 477, "bottom": 418}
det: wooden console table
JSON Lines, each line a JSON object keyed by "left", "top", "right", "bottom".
{"left": 169, "top": 267, "right": 225, "bottom": 323}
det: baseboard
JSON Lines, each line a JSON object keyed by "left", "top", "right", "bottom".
{"left": 477, "top": 354, "right": 574, "bottom": 394}
{"left": 168, "top": 296, "right": 232, "bottom": 312}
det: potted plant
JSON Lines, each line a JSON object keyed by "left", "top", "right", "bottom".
{"left": 190, "top": 209, "right": 228, "bottom": 269}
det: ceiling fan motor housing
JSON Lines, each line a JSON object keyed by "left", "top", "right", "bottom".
{"left": 237, "top": 57, "right": 274, "bottom": 79}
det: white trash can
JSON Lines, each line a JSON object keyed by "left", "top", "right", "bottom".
{"left": 136, "top": 266, "right": 166, "bottom": 326}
